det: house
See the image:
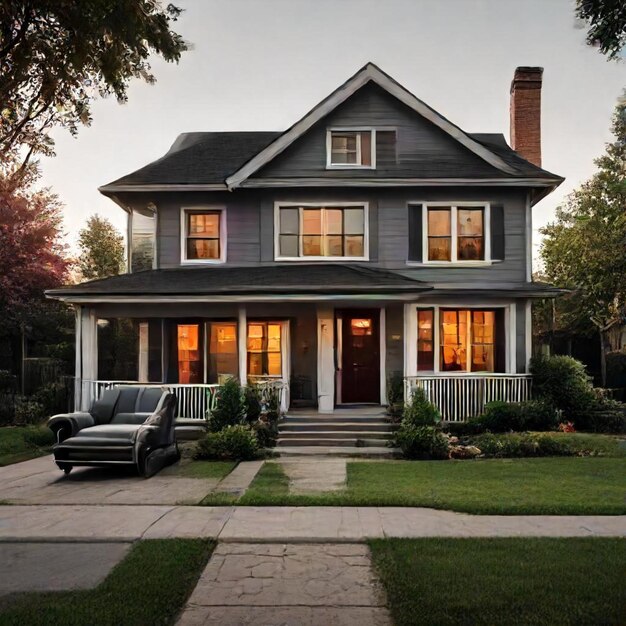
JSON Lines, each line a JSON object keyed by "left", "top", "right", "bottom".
{"left": 47, "top": 63, "right": 564, "bottom": 424}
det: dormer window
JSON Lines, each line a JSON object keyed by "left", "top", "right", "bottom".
{"left": 327, "top": 129, "right": 375, "bottom": 169}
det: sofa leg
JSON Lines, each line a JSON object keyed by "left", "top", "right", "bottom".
{"left": 58, "top": 464, "right": 73, "bottom": 476}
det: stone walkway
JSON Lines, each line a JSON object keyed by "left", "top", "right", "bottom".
{"left": 177, "top": 543, "right": 391, "bottom": 626}
{"left": 0, "top": 456, "right": 262, "bottom": 505}
{"left": 278, "top": 459, "right": 347, "bottom": 493}
{"left": 1, "top": 505, "right": 624, "bottom": 542}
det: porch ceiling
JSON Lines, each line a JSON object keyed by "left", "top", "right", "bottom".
{"left": 46, "top": 264, "right": 433, "bottom": 302}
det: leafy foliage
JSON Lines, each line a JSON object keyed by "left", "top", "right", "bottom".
{"left": 394, "top": 425, "right": 450, "bottom": 460}
{"left": 539, "top": 100, "right": 626, "bottom": 380}
{"left": 208, "top": 377, "right": 246, "bottom": 432}
{"left": 575, "top": 0, "right": 626, "bottom": 60}
{"left": 78, "top": 214, "right": 125, "bottom": 280}
{"left": 0, "top": 0, "right": 187, "bottom": 171}
{"left": 194, "top": 425, "right": 259, "bottom": 461}
{"left": 403, "top": 388, "right": 441, "bottom": 426}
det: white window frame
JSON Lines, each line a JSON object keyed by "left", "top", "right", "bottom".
{"left": 326, "top": 128, "right": 376, "bottom": 169}
{"left": 180, "top": 206, "right": 227, "bottom": 265}
{"left": 274, "top": 201, "right": 369, "bottom": 261}
{"left": 404, "top": 302, "right": 516, "bottom": 377}
{"left": 414, "top": 201, "right": 492, "bottom": 266}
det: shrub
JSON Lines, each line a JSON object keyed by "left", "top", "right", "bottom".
{"left": 13, "top": 398, "right": 45, "bottom": 425}
{"left": 252, "top": 420, "right": 278, "bottom": 448}
{"left": 606, "top": 350, "right": 626, "bottom": 390}
{"left": 476, "top": 401, "right": 527, "bottom": 432}
{"left": 244, "top": 384, "right": 262, "bottom": 422}
{"left": 386, "top": 372, "right": 404, "bottom": 420}
{"left": 31, "top": 382, "right": 67, "bottom": 416}
{"left": 468, "top": 432, "right": 576, "bottom": 458}
{"left": 395, "top": 425, "right": 449, "bottom": 460}
{"left": 208, "top": 377, "right": 246, "bottom": 432}
{"left": 22, "top": 425, "right": 55, "bottom": 448}
{"left": 193, "top": 425, "right": 259, "bottom": 461}
{"left": 403, "top": 388, "right": 441, "bottom": 427}
{"left": 522, "top": 399, "right": 560, "bottom": 431}
{"left": 530, "top": 355, "right": 597, "bottom": 421}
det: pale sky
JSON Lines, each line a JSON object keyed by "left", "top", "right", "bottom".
{"left": 38, "top": 0, "right": 625, "bottom": 267}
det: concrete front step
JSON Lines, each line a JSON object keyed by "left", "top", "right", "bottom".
{"left": 283, "top": 415, "right": 389, "bottom": 424}
{"left": 277, "top": 437, "right": 391, "bottom": 447}
{"left": 276, "top": 446, "right": 401, "bottom": 458}
{"left": 280, "top": 422, "right": 395, "bottom": 433}
{"left": 278, "top": 430, "right": 393, "bottom": 440}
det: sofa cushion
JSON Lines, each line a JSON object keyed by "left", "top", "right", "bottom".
{"left": 115, "top": 387, "right": 141, "bottom": 415}
{"left": 137, "top": 387, "right": 166, "bottom": 413}
{"left": 58, "top": 436, "right": 135, "bottom": 448}
{"left": 90, "top": 388, "right": 120, "bottom": 424}
{"left": 74, "top": 424, "right": 140, "bottom": 442}
{"left": 110, "top": 412, "right": 152, "bottom": 425}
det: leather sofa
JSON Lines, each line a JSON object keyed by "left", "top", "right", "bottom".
{"left": 48, "top": 386, "right": 180, "bottom": 478}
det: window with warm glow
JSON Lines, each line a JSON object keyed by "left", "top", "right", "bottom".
{"left": 439, "top": 309, "right": 496, "bottom": 373}
{"left": 247, "top": 322, "right": 282, "bottom": 379}
{"left": 184, "top": 210, "right": 222, "bottom": 261}
{"left": 177, "top": 324, "right": 202, "bottom": 383}
{"left": 328, "top": 130, "right": 373, "bottom": 167}
{"left": 208, "top": 322, "right": 238, "bottom": 383}
{"left": 417, "top": 309, "right": 434, "bottom": 370}
{"left": 278, "top": 205, "right": 365, "bottom": 258}
{"left": 425, "top": 205, "right": 486, "bottom": 262}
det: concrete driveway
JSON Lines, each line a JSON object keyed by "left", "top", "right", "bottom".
{"left": 0, "top": 455, "right": 219, "bottom": 505}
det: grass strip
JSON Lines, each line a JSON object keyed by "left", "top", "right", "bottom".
{"left": 0, "top": 539, "right": 214, "bottom": 626}
{"left": 369, "top": 537, "right": 626, "bottom": 625}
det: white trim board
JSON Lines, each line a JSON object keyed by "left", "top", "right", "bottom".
{"left": 226, "top": 63, "right": 518, "bottom": 188}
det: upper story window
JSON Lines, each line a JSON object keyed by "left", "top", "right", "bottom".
{"left": 424, "top": 204, "right": 489, "bottom": 263}
{"left": 129, "top": 208, "right": 156, "bottom": 272}
{"left": 275, "top": 203, "right": 368, "bottom": 260}
{"left": 327, "top": 129, "right": 375, "bottom": 169}
{"left": 180, "top": 207, "right": 226, "bottom": 264}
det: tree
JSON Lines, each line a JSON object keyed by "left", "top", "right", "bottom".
{"left": 0, "top": 0, "right": 187, "bottom": 172}
{"left": 78, "top": 215, "right": 125, "bottom": 280}
{"left": 576, "top": 0, "right": 626, "bottom": 60}
{"left": 0, "top": 172, "right": 71, "bottom": 375}
{"left": 539, "top": 100, "right": 626, "bottom": 385}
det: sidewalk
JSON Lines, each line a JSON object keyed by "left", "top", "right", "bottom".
{"left": 1, "top": 505, "right": 624, "bottom": 542}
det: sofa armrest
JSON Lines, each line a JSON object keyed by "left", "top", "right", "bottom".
{"left": 48, "top": 413, "right": 95, "bottom": 442}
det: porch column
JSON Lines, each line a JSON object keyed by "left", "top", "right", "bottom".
{"left": 316, "top": 305, "right": 334, "bottom": 413}
{"left": 79, "top": 306, "right": 98, "bottom": 410}
{"left": 74, "top": 305, "right": 82, "bottom": 410}
{"left": 238, "top": 305, "right": 247, "bottom": 384}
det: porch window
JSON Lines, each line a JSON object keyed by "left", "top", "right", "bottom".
{"left": 417, "top": 309, "right": 434, "bottom": 371}
{"left": 207, "top": 322, "right": 238, "bottom": 384}
{"left": 327, "top": 130, "right": 374, "bottom": 168}
{"left": 425, "top": 205, "right": 487, "bottom": 262}
{"left": 182, "top": 208, "right": 225, "bottom": 263}
{"left": 440, "top": 309, "right": 495, "bottom": 373}
{"left": 177, "top": 324, "right": 202, "bottom": 383}
{"left": 247, "top": 322, "right": 282, "bottom": 378}
{"left": 130, "top": 209, "right": 156, "bottom": 272}
{"left": 277, "top": 204, "right": 367, "bottom": 259}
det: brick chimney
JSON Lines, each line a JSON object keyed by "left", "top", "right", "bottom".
{"left": 510, "top": 66, "right": 543, "bottom": 167}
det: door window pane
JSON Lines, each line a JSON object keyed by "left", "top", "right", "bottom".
{"left": 247, "top": 322, "right": 282, "bottom": 379}
{"left": 440, "top": 310, "right": 468, "bottom": 371}
{"left": 471, "top": 311, "right": 495, "bottom": 372}
{"left": 417, "top": 309, "right": 434, "bottom": 371}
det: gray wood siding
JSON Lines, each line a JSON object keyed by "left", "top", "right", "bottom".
{"left": 385, "top": 304, "right": 404, "bottom": 378}
{"left": 122, "top": 185, "right": 529, "bottom": 283}
{"left": 255, "top": 82, "right": 502, "bottom": 179}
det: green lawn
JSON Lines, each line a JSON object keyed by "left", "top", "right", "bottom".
{"left": 222, "top": 456, "right": 626, "bottom": 514}
{"left": 0, "top": 539, "right": 214, "bottom": 626}
{"left": 0, "top": 426, "right": 53, "bottom": 467}
{"left": 171, "top": 459, "right": 237, "bottom": 479}
{"left": 369, "top": 538, "right": 626, "bottom": 625}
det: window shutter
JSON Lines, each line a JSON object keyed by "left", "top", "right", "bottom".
{"left": 408, "top": 204, "right": 423, "bottom": 262}
{"left": 490, "top": 204, "right": 505, "bottom": 261}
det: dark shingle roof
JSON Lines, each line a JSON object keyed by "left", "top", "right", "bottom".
{"left": 105, "top": 132, "right": 281, "bottom": 186}
{"left": 47, "top": 264, "right": 431, "bottom": 298}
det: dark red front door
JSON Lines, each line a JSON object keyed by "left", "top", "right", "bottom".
{"left": 340, "top": 310, "right": 380, "bottom": 403}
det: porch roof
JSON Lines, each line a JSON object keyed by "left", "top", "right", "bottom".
{"left": 46, "top": 264, "right": 432, "bottom": 302}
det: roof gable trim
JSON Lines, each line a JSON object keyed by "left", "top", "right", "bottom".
{"left": 226, "top": 63, "right": 518, "bottom": 188}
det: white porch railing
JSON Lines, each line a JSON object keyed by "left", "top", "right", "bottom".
{"left": 404, "top": 374, "right": 532, "bottom": 422}
{"left": 79, "top": 378, "right": 289, "bottom": 420}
